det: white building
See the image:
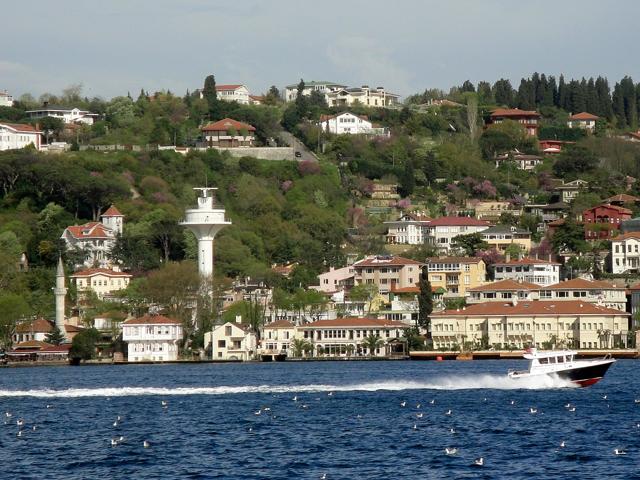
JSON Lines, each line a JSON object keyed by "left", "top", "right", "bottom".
{"left": 298, "top": 317, "right": 406, "bottom": 357}
{"left": 425, "top": 217, "right": 491, "bottom": 252}
{"left": 206, "top": 321, "right": 257, "bottom": 361}
{"left": 26, "top": 103, "right": 98, "bottom": 125}
{"left": 122, "top": 315, "right": 183, "bottom": 362}
{"left": 0, "top": 90, "right": 14, "bottom": 107}
{"left": 493, "top": 257, "right": 561, "bottom": 286}
{"left": 70, "top": 268, "right": 132, "bottom": 300}
{"left": 611, "top": 231, "right": 640, "bottom": 274}
{"left": 13, "top": 318, "right": 54, "bottom": 344}
{"left": 555, "top": 179, "right": 588, "bottom": 204}
{"left": 539, "top": 278, "right": 627, "bottom": 311}
{"left": 215, "top": 84, "right": 250, "bottom": 104}
{"left": 61, "top": 205, "right": 124, "bottom": 269}
{"left": 318, "top": 112, "right": 388, "bottom": 136}
{"left": 385, "top": 213, "right": 431, "bottom": 245}
{"left": 325, "top": 86, "right": 401, "bottom": 108}
{"left": 567, "top": 112, "right": 599, "bottom": 132}
{"left": 0, "top": 122, "right": 42, "bottom": 151}
{"left": 284, "top": 81, "right": 346, "bottom": 102}
{"left": 261, "top": 320, "right": 296, "bottom": 358}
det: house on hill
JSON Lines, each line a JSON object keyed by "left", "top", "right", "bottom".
{"left": 582, "top": 204, "right": 632, "bottom": 241}
{"left": 215, "top": 84, "right": 250, "bottom": 104}
{"left": 0, "top": 122, "right": 42, "bottom": 151}
{"left": 424, "top": 216, "right": 491, "bottom": 253}
{"left": 26, "top": 102, "right": 98, "bottom": 125}
{"left": 567, "top": 112, "right": 599, "bottom": 132}
{"left": 352, "top": 255, "right": 424, "bottom": 295}
{"left": 318, "top": 112, "right": 388, "bottom": 136}
{"left": 493, "top": 256, "right": 561, "bottom": 286}
{"left": 325, "top": 86, "right": 401, "bottom": 108}
{"left": 284, "top": 81, "right": 346, "bottom": 102}
{"left": 487, "top": 108, "right": 541, "bottom": 137}
{"left": 201, "top": 118, "right": 256, "bottom": 147}
{"left": 70, "top": 268, "right": 132, "bottom": 300}
{"left": 425, "top": 257, "right": 487, "bottom": 297}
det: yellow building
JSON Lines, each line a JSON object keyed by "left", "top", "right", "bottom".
{"left": 425, "top": 257, "right": 487, "bottom": 297}
{"left": 480, "top": 225, "right": 532, "bottom": 253}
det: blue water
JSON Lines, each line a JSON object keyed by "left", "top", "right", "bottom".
{"left": 0, "top": 360, "right": 639, "bottom": 479}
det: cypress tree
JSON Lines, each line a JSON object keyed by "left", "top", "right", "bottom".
{"left": 546, "top": 76, "right": 558, "bottom": 107}
{"left": 477, "top": 81, "right": 493, "bottom": 104}
{"left": 557, "top": 75, "right": 567, "bottom": 110}
{"left": 585, "top": 77, "right": 597, "bottom": 114}
{"left": 516, "top": 78, "right": 535, "bottom": 110}
{"left": 612, "top": 81, "right": 627, "bottom": 127}
{"left": 418, "top": 266, "right": 433, "bottom": 330}
{"left": 595, "top": 76, "right": 613, "bottom": 120}
{"left": 461, "top": 80, "right": 475, "bottom": 93}
{"left": 203, "top": 74, "right": 218, "bottom": 115}
{"left": 493, "top": 79, "right": 514, "bottom": 106}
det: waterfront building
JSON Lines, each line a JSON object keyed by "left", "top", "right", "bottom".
{"left": 352, "top": 255, "right": 424, "bottom": 295}
{"left": 467, "top": 279, "right": 540, "bottom": 304}
{"left": 261, "top": 320, "right": 296, "bottom": 358}
{"left": 206, "top": 320, "right": 257, "bottom": 361}
{"left": 26, "top": 103, "right": 98, "bottom": 125}
{"left": 297, "top": 317, "right": 406, "bottom": 357}
{"left": 426, "top": 257, "right": 487, "bottom": 297}
{"left": 12, "top": 318, "right": 54, "bottom": 344}
{"left": 0, "top": 122, "right": 42, "bottom": 151}
{"left": 539, "top": 278, "right": 627, "bottom": 311}
{"left": 7, "top": 341, "right": 71, "bottom": 362}
{"left": 493, "top": 257, "right": 560, "bottom": 286}
{"left": 122, "top": 314, "right": 182, "bottom": 362}
{"left": 430, "top": 300, "right": 629, "bottom": 350}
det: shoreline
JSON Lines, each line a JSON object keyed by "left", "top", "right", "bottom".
{"left": 1, "top": 348, "right": 638, "bottom": 367}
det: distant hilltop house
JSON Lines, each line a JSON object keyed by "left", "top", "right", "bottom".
{"left": 480, "top": 225, "right": 532, "bottom": 253}
{"left": 0, "top": 122, "right": 42, "bottom": 151}
{"left": 61, "top": 205, "right": 124, "bottom": 269}
{"left": 70, "top": 268, "right": 132, "bottom": 300}
{"left": 26, "top": 102, "right": 99, "bottom": 125}
{"left": 582, "top": 203, "right": 632, "bottom": 241}
{"left": 487, "top": 108, "right": 541, "bottom": 137}
{"left": 385, "top": 212, "right": 431, "bottom": 245}
{"left": 0, "top": 89, "right": 14, "bottom": 107}
{"left": 318, "top": 112, "right": 389, "bottom": 136}
{"left": 555, "top": 179, "right": 588, "bottom": 203}
{"left": 424, "top": 216, "right": 492, "bottom": 253}
{"left": 200, "top": 118, "right": 256, "bottom": 147}
{"left": 284, "top": 80, "right": 347, "bottom": 102}
{"left": 567, "top": 112, "right": 599, "bottom": 132}
{"left": 494, "top": 150, "right": 542, "bottom": 171}
{"left": 325, "top": 86, "right": 401, "bottom": 109}
{"left": 538, "top": 139, "right": 573, "bottom": 154}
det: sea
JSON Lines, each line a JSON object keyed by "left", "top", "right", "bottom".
{"left": 0, "top": 359, "right": 638, "bottom": 480}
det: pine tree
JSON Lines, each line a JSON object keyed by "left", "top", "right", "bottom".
{"left": 493, "top": 79, "right": 514, "bottom": 106}
{"left": 202, "top": 74, "right": 218, "bottom": 115}
{"left": 585, "top": 77, "right": 597, "bottom": 114}
{"left": 595, "top": 76, "right": 613, "bottom": 119}
{"left": 461, "top": 80, "right": 475, "bottom": 92}
{"left": 516, "top": 78, "right": 535, "bottom": 110}
{"left": 612, "top": 81, "right": 627, "bottom": 127}
{"left": 477, "top": 81, "right": 493, "bottom": 104}
{"left": 295, "top": 79, "right": 307, "bottom": 118}
{"left": 398, "top": 159, "right": 415, "bottom": 197}
{"left": 45, "top": 327, "right": 65, "bottom": 346}
{"left": 546, "top": 76, "right": 558, "bottom": 107}
{"left": 417, "top": 266, "right": 433, "bottom": 330}
{"left": 557, "top": 75, "right": 567, "bottom": 109}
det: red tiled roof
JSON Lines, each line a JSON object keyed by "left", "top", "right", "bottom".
{"left": 12, "top": 340, "right": 53, "bottom": 350}
{"left": 39, "top": 344, "right": 71, "bottom": 353}
{"left": 544, "top": 278, "right": 623, "bottom": 290}
{"left": 265, "top": 320, "right": 295, "bottom": 328}
{"left": 495, "top": 257, "right": 560, "bottom": 266}
{"left": 569, "top": 112, "right": 599, "bottom": 120}
{"left": 63, "top": 324, "right": 85, "bottom": 333}
{"left": 605, "top": 193, "right": 639, "bottom": 204}
{"left": 15, "top": 318, "right": 54, "bottom": 334}
{"left": 123, "top": 315, "right": 181, "bottom": 325}
{"left": 201, "top": 118, "right": 256, "bottom": 132}
{"left": 354, "top": 256, "right": 424, "bottom": 268}
{"left": 612, "top": 232, "right": 640, "bottom": 241}
{"left": 71, "top": 268, "right": 132, "bottom": 278}
{"left": 299, "top": 317, "right": 407, "bottom": 328}
{"left": 102, "top": 205, "right": 123, "bottom": 216}
{"left": 427, "top": 256, "right": 484, "bottom": 265}
{"left": 490, "top": 108, "right": 540, "bottom": 118}
{"left": 65, "top": 222, "right": 112, "bottom": 240}
{"left": 215, "top": 84, "right": 244, "bottom": 91}
{"left": 468, "top": 279, "right": 540, "bottom": 292}
{"left": 584, "top": 204, "right": 632, "bottom": 215}
{"left": 427, "top": 216, "right": 491, "bottom": 227}
{"left": 0, "top": 122, "right": 41, "bottom": 133}
{"left": 435, "top": 300, "right": 628, "bottom": 317}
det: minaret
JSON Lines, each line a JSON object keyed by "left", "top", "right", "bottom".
{"left": 179, "top": 188, "right": 231, "bottom": 279}
{"left": 53, "top": 257, "right": 67, "bottom": 336}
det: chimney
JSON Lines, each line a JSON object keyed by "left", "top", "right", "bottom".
{"left": 235, "top": 315, "right": 242, "bottom": 324}
{"left": 43, "top": 100, "right": 49, "bottom": 108}
{"left": 506, "top": 253, "right": 511, "bottom": 263}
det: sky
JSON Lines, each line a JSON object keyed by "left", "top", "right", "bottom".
{"left": 2, "top": 0, "right": 640, "bottom": 101}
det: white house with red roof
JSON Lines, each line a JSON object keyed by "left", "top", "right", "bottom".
{"left": 385, "top": 212, "right": 432, "bottom": 245}
{"left": 206, "top": 320, "right": 257, "bottom": 360}
{"left": 567, "top": 112, "right": 599, "bottom": 132}
{"left": 493, "top": 256, "right": 560, "bottom": 286}
{"left": 12, "top": 318, "right": 55, "bottom": 344}
{"left": 0, "top": 122, "right": 42, "bottom": 151}
{"left": 122, "top": 314, "right": 183, "bottom": 362}
{"left": 261, "top": 320, "right": 296, "bottom": 358}
{"left": 318, "top": 112, "right": 388, "bottom": 136}
{"left": 424, "top": 216, "right": 491, "bottom": 252}
{"left": 352, "top": 255, "right": 424, "bottom": 294}
{"left": 201, "top": 118, "right": 256, "bottom": 147}
{"left": 611, "top": 231, "right": 640, "bottom": 274}
{"left": 70, "top": 268, "right": 132, "bottom": 300}
{"left": 297, "top": 317, "right": 407, "bottom": 357}
{"left": 61, "top": 205, "right": 124, "bottom": 269}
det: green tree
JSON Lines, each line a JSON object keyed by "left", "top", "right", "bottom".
{"left": 553, "top": 145, "right": 599, "bottom": 178}
{"left": 361, "top": 334, "right": 384, "bottom": 357}
{"left": 203, "top": 74, "right": 219, "bottom": 115}
{"left": 290, "top": 338, "right": 311, "bottom": 357}
{"left": 0, "top": 293, "right": 30, "bottom": 349}
{"left": 417, "top": 266, "right": 433, "bottom": 329}
{"left": 45, "top": 326, "right": 66, "bottom": 345}
{"left": 69, "top": 328, "right": 100, "bottom": 362}
{"left": 551, "top": 217, "right": 587, "bottom": 254}
{"left": 451, "top": 232, "right": 488, "bottom": 256}
{"left": 398, "top": 159, "right": 415, "bottom": 197}
{"left": 349, "top": 283, "right": 379, "bottom": 313}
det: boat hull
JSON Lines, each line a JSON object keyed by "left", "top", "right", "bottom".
{"left": 509, "top": 359, "right": 615, "bottom": 387}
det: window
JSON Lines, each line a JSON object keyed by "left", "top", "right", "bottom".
{"left": 218, "top": 340, "right": 226, "bottom": 348}
{"left": 225, "top": 326, "right": 232, "bottom": 336}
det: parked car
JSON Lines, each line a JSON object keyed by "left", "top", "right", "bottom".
{"left": 295, "top": 151, "right": 302, "bottom": 158}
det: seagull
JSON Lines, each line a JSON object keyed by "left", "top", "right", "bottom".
{"left": 564, "top": 403, "right": 572, "bottom": 409}
{"left": 143, "top": 440, "right": 150, "bottom": 448}
{"left": 429, "top": 399, "right": 436, "bottom": 405}
{"left": 483, "top": 397, "right": 487, "bottom": 402}
{"left": 510, "top": 400, "right": 516, "bottom": 405}
{"left": 445, "top": 409, "right": 452, "bottom": 416}
{"left": 301, "top": 404, "right": 309, "bottom": 409}
{"left": 602, "top": 395, "right": 608, "bottom": 400}
{"left": 292, "top": 396, "right": 298, "bottom": 402}
{"left": 5, "top": 412, "right": 12, "bottom": 418}
{"left": 254, "top": 410, "right": 262, "bottom": 416}
{"left": 559, "top": 441, "right": 566, "bottom": 448}
{"left": 46, "top": 405, "right": 53, "bottom": 409}
{"left": 416, "top": 403, "right": 421, "bottom": 409}
{"left": 248, "top": 427, "right": 253, "bottom": 433}
{"left": 445, "top": 447, "right": 457, "bottom": 455}
{"left": 474, "top": 457, "right": 484, "bottom": 466}
{"left": 118, "top": 436, "right": 125, "bottom": 443}
{"left": 613, "top": 448, "right": 627, "bottom": 456}
{"left": 111, "top": 438, "right": 119, "bottom": 447}
{"left": 161, "top": 401, "right": 168, "bottom": 408}
{"left": 32, "top": 426, "right": 37, "bottom": 431}
{"left": 413, "top": 424, "right": 418, "bottom": 430}
{"left": 113, "top": 420, "right": 119, "bottom": 427}
{"left": 400, "top": 401, "right": 406, "bottom": 407}
{"left": 568, "top": 407, "right": 576, "bottom": 412}
{"left": 16, "top": 430, "right": 23, "bottom": 438}
{"left": 16, "top": 419, "right": 24, "bottom": 427}
{"left": 529, "top": 407, "right": 538, "bottom": 414}
{"left": 263, "top": 407, "right": 271, "bottom": 412}
{"left": 321, "top": 474, "right": 327, "bottom": 480}
{"left": 327, "top": 392, "right": 334, "bottom": 397}
{"left": 634, "top": 399, "right": 640, "bottom": 404}
{"left": 449, "top": 428, "right": 456, "bottom": 434}
{"left": 416, "top": 413, "right": 423, "bottom": 419}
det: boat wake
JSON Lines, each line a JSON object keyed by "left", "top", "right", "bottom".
{"left": 0, "top": 375, "right": 575, "bottom": 398}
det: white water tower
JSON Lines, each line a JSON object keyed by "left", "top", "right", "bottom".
{"left": 179, "top": 188, "right": 231, "bottom": 279}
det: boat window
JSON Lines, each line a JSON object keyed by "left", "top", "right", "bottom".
{"left": 548, "top": 357, "right": 556, "bottom": 364}
{"left": 557, "top": 356, "right": 564, "bottom": 363}
{"left": 539, "top": 358, "right": 548, "bottom": 364}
